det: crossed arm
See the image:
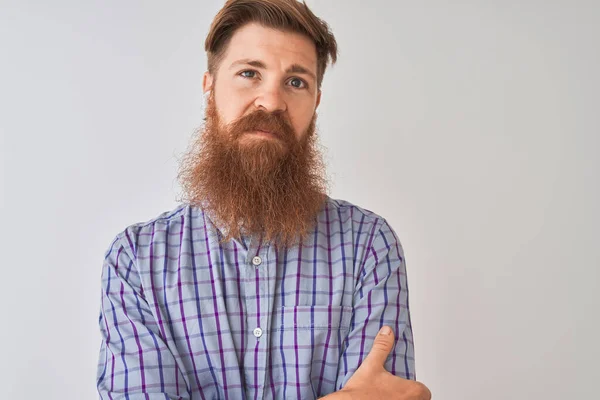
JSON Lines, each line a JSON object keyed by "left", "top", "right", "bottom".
{"left": 322, "top": 219, "right": 430, "bottom": 399}
{"left": 96, "top": 233, "right": 190, "bottom": 399}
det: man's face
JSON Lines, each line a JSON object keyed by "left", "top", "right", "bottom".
{"left": 178, "top": 22, "right": 329, "bottom": 248}
{"left": 203, "top": 22, "right": 321, "bottom": 144}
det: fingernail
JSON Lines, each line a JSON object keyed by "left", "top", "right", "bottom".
{"left": 379, "top": 326, "right": 392, "bottom": 336}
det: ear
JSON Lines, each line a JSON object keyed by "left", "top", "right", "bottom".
{"left": 203, "top": 71, "right": 214, "bottom": 93}
{"left": 316, "top": 89, "right": 322, "bottom": 109}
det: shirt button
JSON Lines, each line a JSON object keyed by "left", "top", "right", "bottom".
{"left": 253, "top": 327, "right": 263, "bottom": 338}
{"left": 252, "top": 256, "right": 262, "bottom": 266}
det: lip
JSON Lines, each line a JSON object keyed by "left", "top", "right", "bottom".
{"left": 249, "top": 130, "right": 278, "bottom": 139}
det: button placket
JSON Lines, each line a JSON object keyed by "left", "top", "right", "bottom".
{"left": 252, "top": 255, "right": 264, "bottom": 341}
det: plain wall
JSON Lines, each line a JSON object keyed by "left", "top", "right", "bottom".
{"left": 1, "top": 0, "right": 598, "bottom": 398}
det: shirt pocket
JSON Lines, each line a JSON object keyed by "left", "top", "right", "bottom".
{"left": 273, "top": 305, "right": 353, "bottom": 331}
{"left": 269, "top": 305, "right": 353, "bottom": 398}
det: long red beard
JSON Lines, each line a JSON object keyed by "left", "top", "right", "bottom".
{"left": 177, "top": 91, "right": 329, "bottom": 248}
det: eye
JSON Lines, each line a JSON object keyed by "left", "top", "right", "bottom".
{"left": 239, "top": 70, "right": 258, "bottom": 79}
{"left": 288, "top": 77, "right": 307, "bottom": 89}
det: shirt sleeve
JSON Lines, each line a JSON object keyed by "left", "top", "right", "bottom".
{"left": 335, "top": 218, "right": 416, "bottom": 390}
{"left": 96, "top": 229, "right": 191, "bottom": 400}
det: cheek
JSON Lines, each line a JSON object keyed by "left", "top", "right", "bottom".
{"left": 214, "top": 78, "right": 252, "bottom": 116}
{"left": 291, "top": 109, "right": 315, "bottom": 139}
{"left": 215, "top": 93, "right": 247, "bottom": 125}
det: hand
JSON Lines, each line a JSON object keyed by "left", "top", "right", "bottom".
{"left": 329, "top": 326, "right": 432, "bottom": 400}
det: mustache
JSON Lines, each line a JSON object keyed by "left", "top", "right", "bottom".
{"left": 228, "top": 109, "right": 295, "bottom": 142}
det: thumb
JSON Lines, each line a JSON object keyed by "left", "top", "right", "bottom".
{"left": 363, "top": 326, "right": 395, "bottom": 367}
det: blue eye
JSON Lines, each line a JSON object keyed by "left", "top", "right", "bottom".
{"left": 239, "top": 70, "right": 307, "bottom": 90}
{"left": 240, "top": 70, "right": 257, "bottom": 78}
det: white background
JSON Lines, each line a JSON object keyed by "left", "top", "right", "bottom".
{"left": 1, "top": 0, "right": 598, "bottom": 398}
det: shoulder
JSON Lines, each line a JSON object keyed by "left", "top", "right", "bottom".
{"left": 105, "top": 203, "right": 193, "bottom": 260}
{"left": 323, "top": 195, "right": 402, "bottom": 254}
{"left": 324, "top": 196, "right": 405, "bottom": 275}
{"left": 323, "top": 195, "right": 393, "bottom": 236}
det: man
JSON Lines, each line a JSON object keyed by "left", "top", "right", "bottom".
{"left": 96, "top": 1, "right": 431, "bottom": 399}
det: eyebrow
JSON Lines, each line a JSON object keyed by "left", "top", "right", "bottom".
{"left": 229, "top": 58, "right": 317, "bottom": 82}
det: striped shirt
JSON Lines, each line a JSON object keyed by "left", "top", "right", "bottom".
{"left": 96, "top": 196, "right": 415, "bottom": 399}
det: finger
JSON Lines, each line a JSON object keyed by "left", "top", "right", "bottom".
{"left": 363, "top": 325, "right": 395, "bottom": 367}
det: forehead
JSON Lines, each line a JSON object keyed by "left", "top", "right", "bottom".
{"left": 221, "top": 22, "right": 317, "bottom": 70}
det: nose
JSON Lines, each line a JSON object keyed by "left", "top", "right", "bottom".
{"left": 254, "top": 85, "right": 287, "bottom": 113}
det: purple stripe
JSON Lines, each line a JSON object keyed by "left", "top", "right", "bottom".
{"left": 149, "top": 224, "right": 168, "bottom": 341}
{"left": 232, "top": 240, "right": 246, "bottom": 392}
{"left": 390, "top": 228, "right": 413, "bottom": 379}
{"left": 377, "top": 229, "right": 393, "bottom": 374}
{"left": 316, "top": 205, "right": 334, "bottom": 394}
{"left": 132, "top": 281, "right": 165, "bottom": 393}
{"left": 357, "top": 221, "right": 380, "bottom": 366}
{"left": 112, "top": 247, "right": 130, "bottom": 394}
{"left": 338, "top": 207, "right": 350, "bottom": 385}
{"left": 358, "top": 218, "right": 380, "bottom": 280}
{"left": 123, "top": 229, "right": 136, "bottom": 260}
{"left": 267, "top": 245, "right": 278, "bottom": 398}
{"left": 102, "top": 283, "right": 116, "bottom": 399}
{"left": 279, "top": 246, "right": 289, "bottom": 398}
{"left": 175, "top": 215, "right": 202, "bottom": 397}
{"left": 355, "top": 214, "right": 370, "bottom": 301}
{"left": 119, "top": 280, "right": 146, "bottom": 392}
{"left": 205, "top": 222, "right": 229, "bottom": 399}
{"left": 393, "top": 276, "right": 401, "bottom": 377}
{"left": 294, "top": 236, "right": 303, "bottom": 398}
{"left": 192, "top": 211, "right": 221, "bottom": 398}
{"left": 161, "top": 221, "right": 183, "bottom": 395}
{"left": 180, "top": 213, "right": 208, "bottom": 399}
{"left": 309, "top": 223, "right": 319, "bottom": 399}
{"left": 358, "top": 290, "right": 373, "bottom": 367}
{"left": 253, "top": 250, "right": 261, "bottom": 400}
{"left": 108, "top": 353, "right": 115, "bottom": 400}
